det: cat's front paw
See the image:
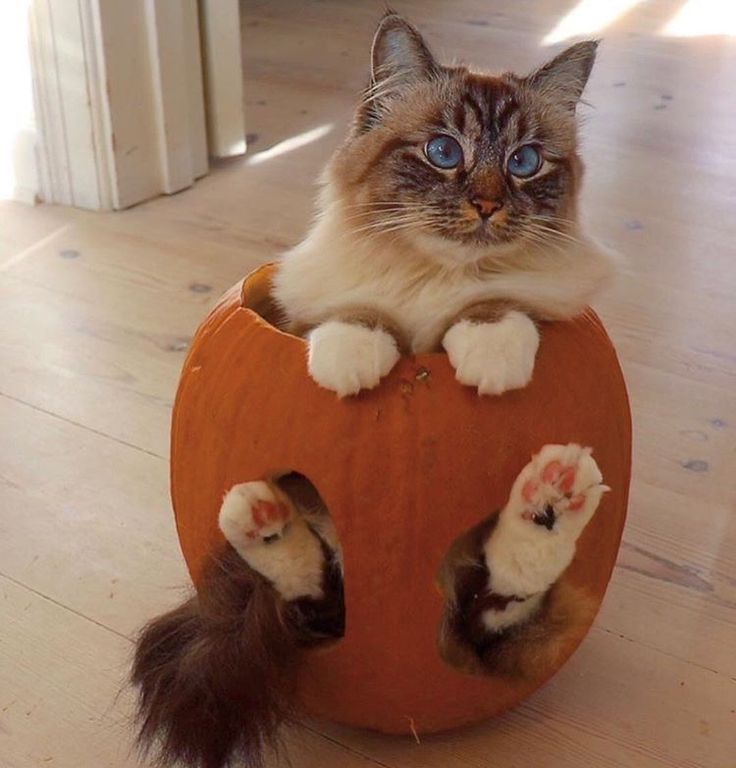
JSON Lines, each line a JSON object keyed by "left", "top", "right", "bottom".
{"left": 442, "top": 312, "right": 539, "bottom": 396}
{"left": 307, "top": 320, "right": 400, "bottom": 398}
{"left": 219, "top": 481, "right": 293, "bottom": 549}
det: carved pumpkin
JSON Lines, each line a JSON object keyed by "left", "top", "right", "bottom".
{"left": 170, "top": 263, "right": 631, "bottom": 735}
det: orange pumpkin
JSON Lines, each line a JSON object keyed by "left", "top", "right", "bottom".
{"left": 170, "top": 263, "right": 631, "bottom": 735}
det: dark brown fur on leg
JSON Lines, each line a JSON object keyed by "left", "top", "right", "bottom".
{"left": 465, "top": 581, "right": 595, "bottom": 679}
{"left": 131, "top": 545, "right": 304, "bottom": 768}
{"left": 437, "top": 515, "right": 596, "bottom": 679}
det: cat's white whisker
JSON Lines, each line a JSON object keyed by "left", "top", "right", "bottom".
{"left": 345, "top": 211, "right": 446, "bottom": 234}
{"left": 523, "top": 221, "right": 585, "bottom": 250}
{"left": 341, "top": 207, "right": 429, "bottom": 224}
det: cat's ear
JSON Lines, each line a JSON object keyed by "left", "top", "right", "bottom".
{"left": 526, "top": 40, "right": 599, "bottom": 111}
{"left": 358, "top": 12, "right": 438, "bottom": 131}
{"left": 370, "top": 12, "right": 437, "bottom": 86}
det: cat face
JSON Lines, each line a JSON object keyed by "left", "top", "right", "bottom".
{"left": 329, "top": 14, "right": 598, "bottom": 259}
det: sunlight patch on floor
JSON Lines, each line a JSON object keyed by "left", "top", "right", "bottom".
{"left": 661, "top": 0, "right": 736, "bottom": 37}
{"left": 246, "top": 124, "right": 334, "bottom": 166}
{"left": 542, "top": 0, "right": 645, "bottom": 45}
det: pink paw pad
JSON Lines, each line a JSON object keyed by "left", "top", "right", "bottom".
{"left": 245, "top": 500, "right": 290, "bottom": 539}
{"left": 542, "top": 460, "right": 577, "bottom": 493}
{"left": 540, "top": 460, "right": 586, "bottom": 512}
{"left": 522, "top": 479, "right": 539, "bottom": 503}
{"left": 519, "top": 454, "right": 591, "bottom": 523}
{"left": 567, "top": 494, "right": 586, "bottom": 512}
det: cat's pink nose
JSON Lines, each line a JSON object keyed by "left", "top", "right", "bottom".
{"left": 470, "top": 197, "right": 503, "bottom": 219}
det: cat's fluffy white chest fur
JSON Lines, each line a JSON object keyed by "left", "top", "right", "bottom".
{"left": 277, "top": 251, "right": 487, "bottom": 351}
{"left": 273, "top": 208, "right": 616, "bottom": 353}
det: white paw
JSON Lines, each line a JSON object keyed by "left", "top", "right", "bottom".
{"left": 442, "top": 312, "right": 539, "bottom": 396}
{"left": 486, "top": 444, "right": 608, "bottom": 596}
{"left": 219, "top": 482, "right": 325, "bottom": 600}
{"left": 219, "top": 481, "right": 293, "bottom": 549}
{"left": 307, "top": 321, "right": 400, "bottom": 398}
{"left": 506, "top": 444, "right": 608, "bottom": 536}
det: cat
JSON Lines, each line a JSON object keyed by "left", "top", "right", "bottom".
{"left": 131, "top": 12, "right": 612, "bottom": 768}
{"left": 273, "top": 14, "right": 615, "bottom": 397}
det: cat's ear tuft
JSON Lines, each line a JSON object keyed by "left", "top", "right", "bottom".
{"left": 357, "top": 12, "right": 438, "bottom": 132}
{"left": 526, "top": 40, "right": 599, "bottom": 111}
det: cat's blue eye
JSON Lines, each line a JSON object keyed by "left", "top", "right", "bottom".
{"left": 507, "top": 145, "right": 542, "bottom": 178}
{"left": 425, "top": 135, "right": 463, "bottom": 169}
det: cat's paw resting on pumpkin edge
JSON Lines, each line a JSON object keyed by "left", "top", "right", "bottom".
{"left": 442, "top": 312, "right": 540, "bottom": 396}
{"left": 307, "top": 320, "right": 401, "bottom": 397}
{"left": 306, "top": 313, "right": 539, "bottom": 398}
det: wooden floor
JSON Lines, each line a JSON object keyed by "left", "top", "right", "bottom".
{"left": 1, "top": 1, "right": 735, "bottom": 766}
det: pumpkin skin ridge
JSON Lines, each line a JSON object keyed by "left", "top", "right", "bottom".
{"left": 171, "top": 263, "right": 632, "bottom": 736}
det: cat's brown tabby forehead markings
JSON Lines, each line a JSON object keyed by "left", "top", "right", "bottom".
{"left": 329, "top": 12, "right": 598, "bottom": 250}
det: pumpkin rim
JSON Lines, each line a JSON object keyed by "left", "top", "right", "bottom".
{"left": 238, "top": 261, "right": 612, "bottom": 365}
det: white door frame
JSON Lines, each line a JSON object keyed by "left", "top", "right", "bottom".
{"left": 199, "top": 0, "right": 247, "bottom": 158}
{"left": 0, "top": 2, "right": 40, "bottom": 204}
{"left": 27, "top": 0, "right": 245, "bottom": 211}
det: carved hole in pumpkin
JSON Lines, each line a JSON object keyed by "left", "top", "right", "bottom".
{"left": 269, "top": 471, "right": 346, "bottom": 646}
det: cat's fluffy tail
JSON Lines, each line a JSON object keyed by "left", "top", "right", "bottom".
{"left": 130, "top": 545, "right": 302, "bottom": 768}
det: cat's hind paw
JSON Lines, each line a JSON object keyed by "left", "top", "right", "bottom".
{"left": 219, "top": 481, "right": 327, "bottom": 601}
{"left": 486, "top": 444, "right": 608, "bottom": 597}
{"left": 219, "top": 481, "right": 294, "bottom": 549}
{"left": 511, "top": 443, "right": 608, "bottom": 535}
